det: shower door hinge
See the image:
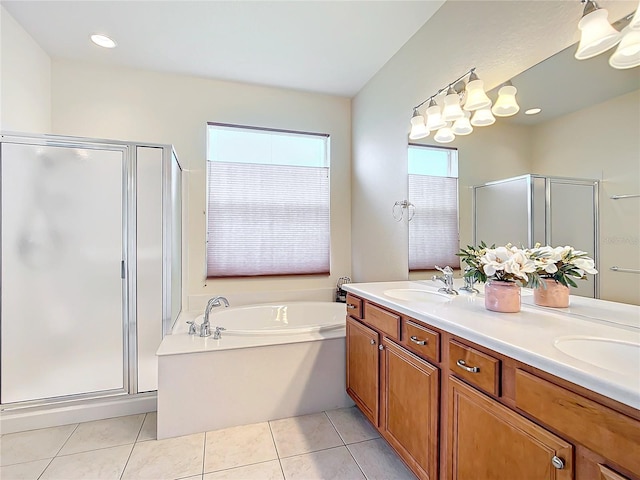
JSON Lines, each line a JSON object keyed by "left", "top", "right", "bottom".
{"left": 121, "top": 261, "right": 126, "bottom": 279}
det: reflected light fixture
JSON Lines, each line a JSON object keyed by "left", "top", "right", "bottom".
{"left": 609, "top": 27, "right": 640, "bottom": 69}
{"left": 631, "top": 0, "right": 640, "bottom": 30}
{"left": 491, "top": 82, "right": 520, "bottom": 117}
{"left": 409, "top": 109, "right": 429, "bottom": 140}
{"left": 409, "top": 67, "right": 501, "bottom": 144}
{"left": 434, "top": 124, "right": 455, "bottom": 143}
{"left": 470, "top": 107, "right": 496, "bottom": 127}
{"left": 90, "top": 34, "right": 117, "bottom": 48}
{"left": 524, "top": 108, "right": 542, "bottom": 115}
{"left": 452, "top": 111, "right": 473, "bottom": 136}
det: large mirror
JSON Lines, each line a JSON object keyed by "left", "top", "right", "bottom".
{"left": 408, "top": 23, "right": 640, "bottom": 305}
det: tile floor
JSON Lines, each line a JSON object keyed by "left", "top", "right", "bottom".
{"left": 0, "top": 407, "right": 418, "bottom": 480}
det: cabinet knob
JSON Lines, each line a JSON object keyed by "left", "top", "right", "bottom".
{"left": 370, "top": 339, "right": 376, "bottom": 345}
{"left": 551, "top": 456, "right": 565, "bottom": 470}
{"left": 379, "top": 344, "right": 384, "bottom": 351}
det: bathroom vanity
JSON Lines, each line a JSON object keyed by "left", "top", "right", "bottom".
{"left": 342, "top": 281, "right": 640, "bottom": 480}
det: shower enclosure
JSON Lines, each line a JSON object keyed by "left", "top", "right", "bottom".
{"left": 0, "top": 133, "right": 182, "bottom": 429}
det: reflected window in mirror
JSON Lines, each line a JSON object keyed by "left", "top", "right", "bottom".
{"left": 408, "top": 144, "right": 460, "bottom": 271}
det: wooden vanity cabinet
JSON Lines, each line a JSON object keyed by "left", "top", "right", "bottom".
{"left": 346, "top": 316, "right": 379, "bottom": 426}
{"left": 344, "top": 294, "right": 640, "bottom": 480}
{"left": 447, "top": 376, "right": 573, "bottom": 480}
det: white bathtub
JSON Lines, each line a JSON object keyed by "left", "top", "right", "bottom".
{"left": 157, "top": 301, "right": 354, "bottom": 439}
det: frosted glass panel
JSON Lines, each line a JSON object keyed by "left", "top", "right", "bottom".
{"left": 1, "top": 143, "right": 125, "bottom": 403}
{"left": 136, "top": 146, "right": 163, "bottom": 393}
{"left": 474, "top": 177, "right": 529, "bottom": 247}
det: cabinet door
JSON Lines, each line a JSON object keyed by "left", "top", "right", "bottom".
{"left": 346, "top": 316, "right": 379, "bottom": 426}
{"left": 447, "top": 376, "right": 573, "bottom": 480}
{"left": 382, "top": 339, "right": 439, "bottom": 480}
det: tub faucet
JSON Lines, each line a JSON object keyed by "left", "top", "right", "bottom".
{"left": 432, "top": 265, "right": 458, "bottom": 295}
{"left": 200, "top": 296, "right": 230, "bottom": 337}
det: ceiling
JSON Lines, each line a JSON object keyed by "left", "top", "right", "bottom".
{"left": 1, "top": 0, "right": 445, "bottom": 97}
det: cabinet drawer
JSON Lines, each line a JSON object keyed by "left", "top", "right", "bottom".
{"left": 448, "top": 340, "right": 500, "bottom": 396}
{"left": 363, "top": 303, "right": 400, "bottom": 341}
{"left": 346, "top": 294, "right": 363, "bottom": 319}
{"left": 515, "top": 369, "right": 640, "bottom": 476}
{"left": 402, "top": 320, "right": 440, "bottom": 362}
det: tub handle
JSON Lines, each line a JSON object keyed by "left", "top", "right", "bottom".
{"left": 410, "top": 336, "right": 427, "bottom": 346}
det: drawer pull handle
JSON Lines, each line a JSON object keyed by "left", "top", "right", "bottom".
{"left": 456, "top": 359, "right": 480, "bottom": 373}
{"left": 551, "top": 456, "right": 565, "bottom": 470}
{"left": 347, "top": 304, "right": 357, "bottom": 310}
{"left": 370, "top": 339, "right": 376, "bottom": 345}
{"left": 410, "top": 336, "right": 427, "bottom": 346}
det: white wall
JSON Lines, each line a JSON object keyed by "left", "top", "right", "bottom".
{"left": 531, "top": 90, "right": 640, "bottom": 305}
{"left": 351, "top": 0, "right": 635, "bottom": 295}
{"left": 51, "top": 60, "right": 352, "bottom": 309}
{"left": 0, "top": 6, "right": 51, "bottom": 133}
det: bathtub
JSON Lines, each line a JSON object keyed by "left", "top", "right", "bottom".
{"left": 156, "top": 301, "right": 354, "bottom": 439}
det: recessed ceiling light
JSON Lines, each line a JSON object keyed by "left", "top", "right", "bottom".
{"left": 90, "top": 34, "right": 117, "bottom": 49}
{"left": 524, "top": 108, "right": 542, "bottom": 115}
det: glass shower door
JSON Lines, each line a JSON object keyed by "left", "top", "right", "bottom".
{"left": 1, "top": 142, "right": 126, "bottom": 404}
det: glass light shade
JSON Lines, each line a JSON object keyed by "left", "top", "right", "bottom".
{"left": 463, "top": 79, "right": 492, "bottom": 111}
{"left": 409, "top": 112, "right": 429, "bottom": 139}
{"left": 609, "top": 28, "right": 640, "bottom": 69}
{"left": 426, "top": 103, "right": 447, "bottom": 131}
{"left": 451, "top": 112, "right": 473, "bottom": 135}
{"left": 470, "top": 108, "right": 495, "bottom": 127}
{"left": 434, "top": 126, "right": 455, "bottom": 143}
{"left": 442, "top": 92, "right": 464, "bottom": 122}
{"left": 491, "top": 85, "right": 520, "bottom": 117}
{"left": 90, "top": 34, "right": 117, "bottom": 48}
{"left": 575, "top": 8, "right": 622, "bottom": 60}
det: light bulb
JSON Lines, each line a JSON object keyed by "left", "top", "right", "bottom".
{"left": 491, "top": 84, "right": 520, "bottom": 117}
{"left": 609, "top": 27, "right": 640, "bottom": 69}
{"left": 470, "top": 108, "right": 495, "bottom": 127}
{"left": 575, "top": 7, "right": 621, "bottom": 60}
{"left": 425, "top": 99, "right": 447, "bottom": 131}
{"left": 409, "top": 109, "right": 429, "bottom": 140}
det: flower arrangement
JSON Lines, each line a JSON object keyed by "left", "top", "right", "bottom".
{"left": 457, "top": 242, "right": 536, "bottom": 286}
{"left": 458, "top": 242, "right": 598, "bottom": 288}
{"left": 526, "top": 244, "right": 598, "bottom": 288}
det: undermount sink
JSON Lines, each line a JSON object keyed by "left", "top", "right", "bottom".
{"left": 554, "top": 336, "right": 640, "bottom": 373}
{"left": 383, "top": 288, "right": 453, "bottom": 303}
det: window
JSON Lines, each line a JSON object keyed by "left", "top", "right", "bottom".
{"left": 408, "top": 144, "right": 460, "bottom": 270}
{"left": 206, "top": 123, "right": 330, "bottom": 277}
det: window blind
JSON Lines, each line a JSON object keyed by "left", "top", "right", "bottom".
{"left": 408, "top": 175, "right": 460, "bottom": 270}
{"left": 206, "top": 124, "right": 330, "bottom": 277}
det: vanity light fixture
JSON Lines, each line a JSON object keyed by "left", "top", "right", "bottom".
{"left": 575, "top": 0, "right": 640, "bottom": 69}
{"left": 491, "top": 82, "right": 520, "bottom": 117}
{"left": 90, "top": 34, "right": 117, "bottom": 49}
{"left": 409, "top": 109, "right": 430, "bottom": 140}
{"left": 409, "top": 67, "right": 503, "bottom": 143}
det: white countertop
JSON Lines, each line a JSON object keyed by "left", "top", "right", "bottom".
{"left": 342, "top": 280, "right": 640, "bottom": 410}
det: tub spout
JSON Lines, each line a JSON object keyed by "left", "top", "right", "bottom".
{"left": 200, "top": 296, "right": 230, "bottom": 337}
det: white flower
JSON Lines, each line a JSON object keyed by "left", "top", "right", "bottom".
{"left": 480, "top": 246, "right": 535, "bottom": 281}
{"left": 573, "top": 257, "right": 598, "bottom": 275}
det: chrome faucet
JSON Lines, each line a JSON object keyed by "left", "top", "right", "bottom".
{"left": 200, "top": 296, "right": 230, "bottom": 337}
{"left": 432, "top": 265, "right": 458, "bottom": 295}
{"left": 460, "top": 267, "right": 480, "bottom": 294}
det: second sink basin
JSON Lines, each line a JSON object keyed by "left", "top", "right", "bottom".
{"left": 554, "top": 336, "right": 640, "bottom": 374}
{"left": 384, "top": 288, "right": 453, "bottom": 303}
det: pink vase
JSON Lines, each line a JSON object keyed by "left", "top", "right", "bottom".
{"left": 534, "top": 278, "right": 570, "bottom": 308}
{"left": 484, "top": 280, "right": 521, "bottom": 313}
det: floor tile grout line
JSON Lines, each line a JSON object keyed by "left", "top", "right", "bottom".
{"left": 344, "top": 442, "right": 371, "bottom": 480}
{"left": 132, "top": 412, "right": 148, "bottom": 444}
{"left": 201, "top": 430, "right": 207, "bottom": 477}
{"left": 323, "top": 410, "right": 347, "bottom": 446}
{"left": 267, "top": 420, "right": 287, "bottom": 479}
{"left": 35, "top": 457, "right": 56, "bottom": 480}
{"left": 53, "top": 422, "right": 80, "bottom": 457}
{"left": 118, "top": 442, "right": 137, "bottom": 480}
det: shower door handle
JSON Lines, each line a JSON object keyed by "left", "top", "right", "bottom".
{"left": 121, "top": 261, "right": 126, "bottom": 279}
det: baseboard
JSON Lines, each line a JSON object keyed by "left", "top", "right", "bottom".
{"left": 1, "top": 393, "right": 157, "bottom": 434}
